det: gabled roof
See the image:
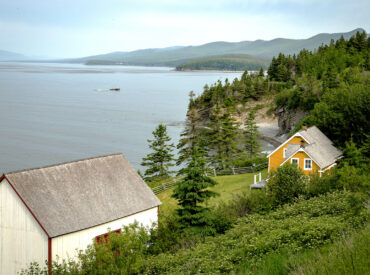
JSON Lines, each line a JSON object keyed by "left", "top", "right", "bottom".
{"left": 280, "top": 126, "right": 342, "bottom": 169}
{"left": 285, "top": 143, "right": 300, "bottom": 159}
{"left": 2, "top": 154, "right": 161, "bottom": 238}
{"left": 299, "top": 126, "right": 333, "bottom": 146}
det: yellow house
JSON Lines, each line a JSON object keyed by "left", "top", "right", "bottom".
{"left": 267, "top": 126, "right": 342, "bottom": 176}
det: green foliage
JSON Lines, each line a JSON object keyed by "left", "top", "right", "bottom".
{"left": 272, "top": 31, "right": 369, "bottom": 122}
{"left": 231, "top": 154, "right": 267, "bottom": 168}
{"left": 171, "top": 147, "right": 219, "bottom": 232}
{"left": 342, "top": 139, "right": 367, "bottom": 167}
{"left": 267, "top": 164, "right": 307, "bottom": 206}
{"left": 310, "top": 83, "right": 370, "bottom": 147}
{"left": 177, "top": 91, "right": 205, "bottom": 169}
{"left": 305, "top": 173, "right": 333, "bottom": 197}
{"left": 210, "top": 190, "right": 273, "bottom": 233}
{"left": 176, "top": 54, "right": 270, "bottom": 71}
{"left": 268, "top": 53, "right": 295, "bottom": 82}
{"left": 239, "top": 226, "right": 370, "bottom": 275}
{"left": 305, "top": 164, "right": 370, "bottom": 195}
{"left": 190, "top": 73, "right": 274, "bottom": 112}
{"left": 141, "top": 124, "right": 175, "bottom": 181}
{"left": 142, "top": 191, "right": 368, "bottom": 274}
{"left": 243, "top": 109, "right": 260, "bottom": 158}
{"left": 333, "top": 163, "right": 370, "bottom": 192}
{"left": 148, "top": 212, "right": 183, "bottom": 255}
{"left": 207, "top": 107, "right": 241, "bottom": 169}
{"left": 21, "top": 223, "right": 151, "bottom": 275}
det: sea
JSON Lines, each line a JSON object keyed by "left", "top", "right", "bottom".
{"left": 0, "top": 62, "right": 243, "bottom": 173}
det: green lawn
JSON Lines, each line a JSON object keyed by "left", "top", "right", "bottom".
{"left": 157, "top": 169, "right": 268, "bottom": 215}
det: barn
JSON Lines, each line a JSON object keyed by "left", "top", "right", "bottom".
{"left": 0, "top": 153, "right": 161, "bottom": 274}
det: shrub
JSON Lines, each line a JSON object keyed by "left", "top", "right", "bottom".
{"left": 142, "top": 191, "right": 368, "bottom": 274}
{"left": 333, "top": 163, "right": 370, "bottom": 192}
{"left": 306, "top": 173, "right": 332, "bottom": 197}
{"left": 267, "top": 164, "right": 307, "bottom": 206}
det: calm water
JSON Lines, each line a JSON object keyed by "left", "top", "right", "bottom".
{"left": 0, "top": 62, "right": 242, "bottom": 173}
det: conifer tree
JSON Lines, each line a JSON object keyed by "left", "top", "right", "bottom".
{"left": 258, "top": 67, "right": 264, "bottom": 77}
{"left": 141, "top": 124, "right": 175, "bottom": 181}
{"left": 207, "top": 106, "right": 241, "bottom": 169}
{"left": 244, "top": 109, "right": 260, "bottom": 158}
{"left": 172, "top": 146, "right": 218, "bottom": 231}
{"left": 177, "top": 108, "right": 204, "bottom": 168}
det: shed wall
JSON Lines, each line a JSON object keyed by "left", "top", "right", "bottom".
{"left": 52, "top": 207, "right": 158, "bottom": 261}
{"left": 0, "top": 179, "right": 48, "bottom": 275}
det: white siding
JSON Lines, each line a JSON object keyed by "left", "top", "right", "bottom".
{"left": 52, "top": 207, "right": 158, "bottom": 261}
{"left": 0, "top": 179, "right": 48, "bottom": 275}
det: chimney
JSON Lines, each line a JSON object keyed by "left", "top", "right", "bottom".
{"left": 302, "top": 125, "right": 307, "bottom": 131}
{"left": 300, "top": 139, "right": 305, "bottom": 148}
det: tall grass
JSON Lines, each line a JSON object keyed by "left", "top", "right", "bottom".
{"left": 238, "top": 225, "right": 370, "bottom": 275}
{"left": 291, "top": 226, "right": 370, "bottom": 275}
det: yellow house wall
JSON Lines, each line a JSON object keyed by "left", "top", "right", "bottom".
{"left": 269, "top": 136, "right": 307, "bottom": 172}
{"left": 288, "top": 151, "right": 320, "bottom": 175}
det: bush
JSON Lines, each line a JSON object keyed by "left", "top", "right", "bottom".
{"left": 333, "top": 163, "right": 370, "bottom": 192}
{"left": 142, "top": 191, "right": 368, "bottom": 274}
{"left": 306, "top": 173, "right": 332, "bottom": 197}
{"left": 210, "top": 190, "right": 274, "bottom": 234}
{"left": 267, "top": 164, "right": 307, "bottom": 206}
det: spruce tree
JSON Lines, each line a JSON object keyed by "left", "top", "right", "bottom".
{"left": 177, "top": 108, "right": 202, "bottom": 167}
{"left": 258, "top": 67, "right": 264, "bottom": 77}
{"left": 141, "top": 124, "right": 175, "bottom": 181}
{"left": 207, "top": 106, "right": 241, "bottom": 169}
{"left": 172, "top": 146, "right": 218, "bottom": 231}
{"left": 244, "top": 109, "right": 260, "bottom": 158}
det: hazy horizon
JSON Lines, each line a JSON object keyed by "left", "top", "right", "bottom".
{"left": 1, "top": 0, "right": 369, "bottom": 58}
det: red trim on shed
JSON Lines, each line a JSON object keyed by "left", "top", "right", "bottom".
{"left": 48, "top": 238, "right": 52, "bottom": 274}
{"left": 1, "top": 174, "right": 52, "bottom": 273}
{"left": 95, "top": 228, "right": 122, "bottom": 244}
{"left": 2, "top": 174, "right": 50, "bottom": 238}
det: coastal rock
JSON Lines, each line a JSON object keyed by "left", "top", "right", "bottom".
{"left": 276, "top": 107, "right": 309, "bottom": 135}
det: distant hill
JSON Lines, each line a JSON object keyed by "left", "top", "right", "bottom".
{"left": 175, "top": 54, "right": 270, "bottom": 71}
{"left": 0, "top": 50, "right": 27, "bottom": 61}
{"left": 61, "top": 28, "right": 367, "bottom": 69}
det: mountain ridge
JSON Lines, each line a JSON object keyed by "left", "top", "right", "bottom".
{"left": 62, "top": 28, "right": 365, "bottom": 68}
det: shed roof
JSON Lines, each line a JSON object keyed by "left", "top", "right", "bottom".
{"left": 3, "top": 154, "right": 161, "bottom": 238}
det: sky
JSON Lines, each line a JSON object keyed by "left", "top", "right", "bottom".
{"left": 0, "top": 0, "right": 369, "bottom": 58}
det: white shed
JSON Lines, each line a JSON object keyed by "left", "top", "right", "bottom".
{"left": 0, "top": 153, "right": 161, "bottom": 274}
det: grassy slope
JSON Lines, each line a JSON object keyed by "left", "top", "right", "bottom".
{"left": 238, "top": 225, "right": 370, "bottom": 275}
{"left": 157, "top": 169, "right": 268, "bottom": 215}
{"left": 144, "top": 191, "right": 368, "bottom": 274}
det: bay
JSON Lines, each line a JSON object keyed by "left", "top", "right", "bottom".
{"left": 0, "top": 62, "right": 242, "bottom": 173}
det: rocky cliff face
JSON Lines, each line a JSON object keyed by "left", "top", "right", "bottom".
{"left": 275, "top": 107, "right": 309, "bottom": 135}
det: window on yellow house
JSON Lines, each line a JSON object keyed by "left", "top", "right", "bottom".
{"left": 304, "top": 159, "right": 312, "bottom": 170}
{"left": 291, "top": 158, "right": 299, "bottom": 166}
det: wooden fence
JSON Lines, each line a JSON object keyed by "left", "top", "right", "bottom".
{"left": 151, "top": 178, "right": 181, "bottom": 194}
{"left": 204, "top": 162, "right": 268, "bottom": 177}
{"left": 150, "top": 162, "right": 268, "bottom": 195}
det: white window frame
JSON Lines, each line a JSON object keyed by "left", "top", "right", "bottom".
{"left": 283, "top": 148, "right": 287, "bottom": 158}
{"left": 304, "top": 158, "right": 312, "bottom": 170}
{"left": 291, "top": 158, "right": 299, "bottom": 166}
